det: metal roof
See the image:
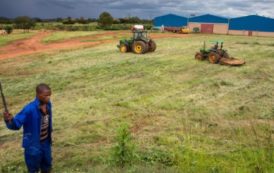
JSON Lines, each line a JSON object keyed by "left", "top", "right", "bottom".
{"left": 153, "top": 13, "right": 274, "bottom": 32}
{"left": 229, "top": 15, "right": 274, "bottom": 32}
{"left": 189, "top": 14, "right": 228, "bottom": 24}
{"left": 153, "top": 14, "right": 188, "bottom": 27}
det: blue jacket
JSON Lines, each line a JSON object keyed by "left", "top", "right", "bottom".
{"left": 5, "top": 98, "right": 52, "bottom": 151}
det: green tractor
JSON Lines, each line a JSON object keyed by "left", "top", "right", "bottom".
{"left": 195, "top": 41, "right": 245, "bottom": 66}
{"left": 117, "top": 26, "right": 156, "bottom": 54}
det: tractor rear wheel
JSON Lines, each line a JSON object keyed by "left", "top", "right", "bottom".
{"left": 133, "top": 41, "right": 147, "bottom": 54}
{"left": 208, "top": 52, "right": 220, "bottom": 64}
{"left": 195, "top": 52, "right": 204, "bottom": 60}
{"left": 149, "top": 40, "right": 156, "bottom": 52}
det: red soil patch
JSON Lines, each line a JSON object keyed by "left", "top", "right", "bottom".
{"left": 0, "top": 31, "right": 188, "bottom": 60}
{"left": 150, "top": 32, "right": 189, "bottom": 39}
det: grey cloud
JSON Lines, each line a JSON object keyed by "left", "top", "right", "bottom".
{"left": 37, "top": 0, "right": 75, "bottom": 9}
{"left": 0, "top": 0, "right": 273, "bottom": 19}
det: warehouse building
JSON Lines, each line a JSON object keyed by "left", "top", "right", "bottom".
{"left": 188, "top": 14, "right": 229, "bottom": 34}
{"left": 153, "top": 13, "right": 274, "bottom": 37}
{"left": 228, "top": 15, "right": 274, "bottom": 37}
{"left": 153, "top": 14, "right": 188, "bottom": 28}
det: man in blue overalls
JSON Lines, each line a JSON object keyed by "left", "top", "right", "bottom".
{"left": 4, "top": 83, "right": 53, "bottom": 173}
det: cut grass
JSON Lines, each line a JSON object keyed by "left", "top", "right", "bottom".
{"left": 42, "top": 31, "right": 104, "bottom": 43}
{"left": 81, "top": 35, "right": 116, "bottom": 42}
{"left": 0, "top": 30, "right": 35, "bottom": 47}
{"left": 0, "top": 33, "right": 273, "bottom": 173}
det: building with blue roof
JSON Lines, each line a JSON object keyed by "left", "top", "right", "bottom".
{"left": 228, "top": 15, "right": 274, "bottom": 37}
{"left": 188, "top": 14, "right": 229, "bottom": 34}
{"left": 153, "top": 14, "right": 188, "bottom": 27}
{"left": 152, "top": 13, "right": 274, "bottom": 37}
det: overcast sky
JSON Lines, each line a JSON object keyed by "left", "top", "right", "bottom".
{"left": 1, "top": 0, "right": 274, "bottom": 19}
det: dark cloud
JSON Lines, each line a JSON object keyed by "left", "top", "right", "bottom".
{"left": 0, "top": 0, "right": 273, "bottom": 19}
{"left": 37, "top": 0, "right": 76, "bottom": 10}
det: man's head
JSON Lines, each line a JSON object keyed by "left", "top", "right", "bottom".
{"left": 36, "top": 83, "right": 51, "bottom": 104}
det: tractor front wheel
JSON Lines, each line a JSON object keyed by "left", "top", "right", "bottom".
{"left": 208, "top": 52, "right": 220, "bottom": 64}
{"left": 119, "top": 44, "right": 128, "bottom": 53}
{"left": 133, "top": 41, "right": 147, "bottom": 54}
{"left": 195, "top": 52, "right": 204, "bottom": 60}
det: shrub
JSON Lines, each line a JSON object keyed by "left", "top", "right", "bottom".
{"left": 110, "top": 123, "right": 137, "bottom": 167}
{"left": 62, "top": 17, "right": 76, "bottom": 25}
{"left": 193, "top": 27, "right": 200, "bottom": 33}
{"left": 4, "top": 26, "right": 13, "bottom": 34}
{"left": 14, "top": 16, "right": 35, "bottom": 30}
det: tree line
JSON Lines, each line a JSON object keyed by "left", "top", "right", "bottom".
{"left": 0, "top": 12, "right": 152, "bottom": 33}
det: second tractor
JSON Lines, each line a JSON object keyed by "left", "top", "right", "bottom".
{"left": 195, "top": 41, "right": 245, "bottom": 66}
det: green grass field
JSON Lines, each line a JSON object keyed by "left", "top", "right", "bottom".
{"left": 0, "top": 31, "right": 36, "bottom": 47}
{"left": 0, "top": 33, "right": 273, "bottom": 173}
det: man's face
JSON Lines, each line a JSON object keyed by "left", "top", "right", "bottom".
{"left": 37, "top": 89, "right": 51, "bottom": 104}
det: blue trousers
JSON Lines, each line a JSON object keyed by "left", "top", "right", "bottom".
{"left": 24, "top": 139, "right": 52, "bottom": 173}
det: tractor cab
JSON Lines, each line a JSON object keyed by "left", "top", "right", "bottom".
{"left": 132, "top": 25, "right": 149, "bottom": 42}
{"left": 133, "top": 30, "right": 148, "bottom": 40}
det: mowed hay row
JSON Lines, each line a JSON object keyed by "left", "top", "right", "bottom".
{"left": 0, "top": 32, "right": 274, "bottom": 172}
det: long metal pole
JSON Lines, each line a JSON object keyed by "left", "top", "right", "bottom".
{"left": 0, "top": 82, "right": 8, "bottom": 113}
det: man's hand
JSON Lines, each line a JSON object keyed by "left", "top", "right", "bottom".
{"left": 3, "top": 111, "right": 13, "bottom": 123}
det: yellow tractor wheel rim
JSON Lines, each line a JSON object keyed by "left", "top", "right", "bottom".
{"left": 120, "top": 45, "right": 127, "bottom": 53}
{"left": 135, "top": 45, "right": 142, "bottom": 54}
{"left": 209, "top": 55, "right": 216, "bottom": 63}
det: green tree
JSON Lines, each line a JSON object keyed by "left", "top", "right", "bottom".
{"left": 98, "top": 12, "right": 113, "bottom": 27}
{"left": 128, "top": 16, "right": 141, "bottom": 23}
{"left": 0, "top": 17, "right": 12, "bottom": 24}
{"left": 14, "top": 16, "right": 35, "bottom": 31}
{"left": 62, "top": 17, "right": 75, "bottom": 25}
{"left": 77, "top": 17, "right": 88, "bottom": 24}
